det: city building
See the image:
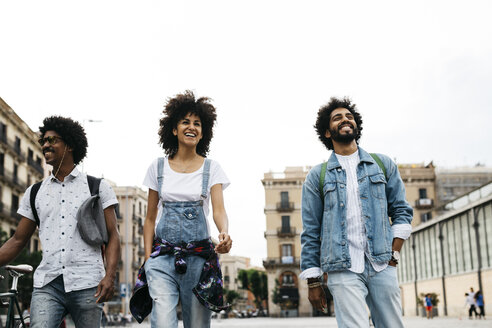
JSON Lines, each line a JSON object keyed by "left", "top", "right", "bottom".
{"left": 435, "top": 165, "right": 492, "bottom": 208}
{"left": 0, "top": 97, "right": 44, "bottom": 252}
{"left": 399, "top": 162, "right": 437, "bottom": 226}
{"left": 262, "top": 166, "right": 312, "bottom": 317}
{"left": 110, "top": 185, "right": 147, "bottom": 315}
{"left": 219, "top": 254, "right": 256, "bottom": 312}
{"left": 398, "top": 181, "right": 492, "bottom": 317}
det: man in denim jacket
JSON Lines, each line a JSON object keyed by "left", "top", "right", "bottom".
{"left": 300, "top": 97, "right": 413, "bottom": 328}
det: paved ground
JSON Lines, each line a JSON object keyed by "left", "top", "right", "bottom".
{"left": 114, "top": 316, "right": 489, "bottom": 328}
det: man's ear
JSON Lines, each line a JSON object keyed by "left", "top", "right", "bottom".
{"left": 173, "top": 128, "right": 177, "bottom": 136}
{"left": 325, "top": 130, "right": 331, "bottom": 139}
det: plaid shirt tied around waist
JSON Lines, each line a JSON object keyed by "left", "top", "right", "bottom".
{"left": 130, "top": 238, "right": 230, "bottom": 323}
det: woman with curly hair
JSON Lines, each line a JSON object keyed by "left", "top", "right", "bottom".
{"left": 140, "top": 91, "right": 232, "bottom": 327}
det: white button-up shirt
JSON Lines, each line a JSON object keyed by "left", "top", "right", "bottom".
{"left": 18, "top": 168, "right": 118, "bottom": 292}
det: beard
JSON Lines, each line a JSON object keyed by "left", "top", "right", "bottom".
{"left": 328, "top": 124, "right": 358, "bottom": 144}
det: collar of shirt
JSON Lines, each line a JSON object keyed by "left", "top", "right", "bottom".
{"left": 50, "top": 167, "right": 80, "bottom": 183}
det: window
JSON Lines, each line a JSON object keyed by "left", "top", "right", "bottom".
{"left": 282, "top": 272, "right": 295, "bottom": 286}
{"left": 419, "top": 188, "right": 428, "bottom": 199}
{"left": 0, "top": 122, "right": 6, "bottom": 142}
{"left": 28, "top": 148, "right": 33, "bottom": 160}
{"left": 0, "top": 153, "right": 4, "bottom": 175}
{"left": 139, "top": 202, "right": 142, "bottom": 215}
{"left": 282, "top": 244, "right": 292, "bottom": 257}
{"left": 280, "top": 192, "right": 289, "bottom": 207}
{"left": 281, "top": 216, "right": 291, "bottom": 233}
{"left": 13, "top": 164, "right": 18, "bottom": 183}
{"left": 11, "top": 195, "right": 19, "bottom": 214}
{"left": 15, "top": 137, "right": 21, "bottom": 154}
{"left": 421, "top": 212, "right": 432, "bottom": 223}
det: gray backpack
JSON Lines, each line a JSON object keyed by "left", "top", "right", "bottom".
{"left": 30, "top": 175, "right": 108, "bottom": 246}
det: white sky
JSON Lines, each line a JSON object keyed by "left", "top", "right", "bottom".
{"left": 1, "top": 1, "right": 491, "bottom": 266}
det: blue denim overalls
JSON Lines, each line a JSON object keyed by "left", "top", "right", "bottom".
{"left": 145, "top": 158, "right": 211, "bottom": 328}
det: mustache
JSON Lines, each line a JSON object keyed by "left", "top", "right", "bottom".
{"left": 43, "top": 147, "right": 55, "bottom": 154}
{"left": 338, "top": 122, "right": 354, "bottom": 129}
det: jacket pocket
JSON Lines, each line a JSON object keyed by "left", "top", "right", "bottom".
{"left": 322, "top": 182, "right": 336, "bottom": 209}
{"left": 369, "top": 174, "right": 386, "bottom": 199}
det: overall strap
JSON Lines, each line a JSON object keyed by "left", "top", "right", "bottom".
{"left": 201, "top": 159, "right": 211, "bottom": 199}
{"left": 157, "top": 157, "right": 165, "bottom": 199}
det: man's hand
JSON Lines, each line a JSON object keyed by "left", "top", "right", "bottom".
{"left": 214, "top": 232, "right": 232, "bottom": 254}
{"left": 94, "top": 275, "right": 115, "bottom": 303}
{"left": 388, "top": 260, "right": 398, "bottom": 267}
{"left": 308, "top": 286, "right": 328, "bottom": 313}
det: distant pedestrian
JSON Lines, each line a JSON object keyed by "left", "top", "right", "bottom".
{"left": 475, "top": 290, "right": 485, "bottom": 319}
{"left": 466, "top": 288, "right": 478, "bottom": 319}
{"left": 424, "top": 294, "right": 433, "bottom": 319}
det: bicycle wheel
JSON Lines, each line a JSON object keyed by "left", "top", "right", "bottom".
{"left": 13, "top": 315, "right": 30, "bottom": 328}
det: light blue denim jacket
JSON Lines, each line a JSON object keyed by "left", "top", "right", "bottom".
{"left": 300, "top": 147, "right": 413, "bottom": 272}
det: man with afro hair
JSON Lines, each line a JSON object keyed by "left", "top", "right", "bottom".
{"left": 300, "top": 97, "right": 413, "bottom": 327}
{"left": 0, "top": 116, "right": 120, "bottom": 328}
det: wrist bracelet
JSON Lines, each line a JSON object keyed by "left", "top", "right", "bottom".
{"left": 308, "top": 282, "right": 322, "bottom": 288}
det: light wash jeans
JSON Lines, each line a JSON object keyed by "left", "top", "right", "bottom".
{"left": 327, "top": 259, "right": 404, "bottom": 328}
{"left": 145, "top": 254, "right": 211, "bottom": 328}
{"left": 30, "top": 275, "right": 103, "bottom": 328}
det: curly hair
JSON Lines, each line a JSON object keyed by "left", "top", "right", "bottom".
{"left": 158, "top": 90, "right": 217, "bottom": 158}
{"left": 314, "top": 97, "right": 363, "bottom": 150}
{"left": 39, "top": 116, "right": 88, "bottom": 165}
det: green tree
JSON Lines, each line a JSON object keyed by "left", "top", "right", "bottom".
{"left": 238, "top": 269, "right": 268, "bottom": 311}
{"left": 223, "top": 289, "right": 240, "bottom": 308}
{"left": 0, "top": 227, "right": 42, "bottom": 309}
{"left": 271, "top": 279, "right": 281, "bottom": 305}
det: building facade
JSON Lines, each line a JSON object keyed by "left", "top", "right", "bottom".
{"left": 111, "top": 185, "right": 147, "bottom": 315}
{"left": 262, "top": 167, "right": 312, "bottom": 317}
{"left": 399, "top": 162, "right": 437, "bottom": 226}
{"left": 398, "top": 182, "right": 492, "bottom": 317}
{"left": 435, "top": 166, "right": 492, "bottom": 208}
{"left": 219, "top": 254, "right": 256, "bottom": 312}
{"left": 0, "top": 97, "right": 44, "bottom": 252}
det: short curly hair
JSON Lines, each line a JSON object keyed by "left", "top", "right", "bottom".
{"left": 39, "top": 116, "right": 88, "bottom": 165}
{"left": 314, "top": 97, "right": 363, "bottom": 150}
{"left": 158, "top": 90, "right": 217, "bottom": 158}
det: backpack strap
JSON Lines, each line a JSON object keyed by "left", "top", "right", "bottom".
{"left": 87, "top": 175, "right": 102, "bottom": 196}
{"left": 370, "top": 153, "right": 387, "bottom": 180}
{"left": 319, "top": 162, "right": 327, "bottom": 201}
{"left": 30, "top": 181, "right": 43, "bottom": 227}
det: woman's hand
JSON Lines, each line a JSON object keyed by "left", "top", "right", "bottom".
{"left": 215, "top": 232, "right": 232, "bottom": 254}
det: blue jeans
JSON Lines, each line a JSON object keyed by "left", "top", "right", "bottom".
{"left": 145, "top": 254, "right": 211, "bottom": 328}
{"left": 30, "top": 275, "right": 103, "bottom": 328}
{"left": 327, "top": 259, "right": 404, "bottom": 328}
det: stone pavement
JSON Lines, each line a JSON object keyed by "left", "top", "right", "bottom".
{"left": 120, "top": 316, "right": 489, "bottom": 328}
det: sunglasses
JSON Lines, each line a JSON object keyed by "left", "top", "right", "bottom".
{"left": 38, "top": 136, "right": 63, "bottom": 146}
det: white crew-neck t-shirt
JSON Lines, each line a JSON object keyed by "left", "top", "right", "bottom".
{"left": 143, "top": 157, "right": 230, "bottom": 233}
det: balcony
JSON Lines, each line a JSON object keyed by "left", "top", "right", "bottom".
{"left": 262, "top": 257, "right": 300, "bottom": 269}
{"left": 0, "top": 168, "right": 26, "bottom": 193}
{"left": 27, "top": 157, "right": 44, "bottom": 175}
{"left": 132, "top": 261, "right": 141, "bottom": 270}
{"left": 0, "top": 136, "right": 26, "bottom": 162}
{"left": 133, "top": 237, "right": 140, "bottom": 245}
{"left": 415, "top": 198, "right": 433, "bottom": 209}
{"left": 132, "top": 214, "right": 139, "bottom": 223}
{"left": 0, "top": 202, "right": 22, "bottom": 222}
{"left": 276, "top": 202, "right": 295, "bottom": 212}
{"left": 277, "top": 227, "right": 296, "bottom": 238}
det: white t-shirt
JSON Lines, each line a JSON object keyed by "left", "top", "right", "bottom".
{"left": 143, "top": 157, "right": 230, "bottom": 233}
